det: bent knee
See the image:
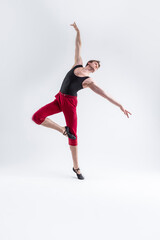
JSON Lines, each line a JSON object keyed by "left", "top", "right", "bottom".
{"left": 32, "top": 112, "right": 44, "bottom": 125}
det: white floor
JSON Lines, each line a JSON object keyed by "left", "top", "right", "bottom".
{"left": 0, "top": 162, "right": 160, "bottom": 240}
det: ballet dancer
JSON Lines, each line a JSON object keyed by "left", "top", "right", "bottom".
{"left": 32, "top": 22, "right": 132, "bottom": 180}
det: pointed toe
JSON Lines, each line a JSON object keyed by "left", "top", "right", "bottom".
{"left": 73, "top": 167, "right": 85, "bottom": 180}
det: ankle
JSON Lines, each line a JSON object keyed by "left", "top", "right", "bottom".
{"left": 73, "top": 167, "right": 81, "bottom": 173}
{"left": 61, "top": 126, "right": 65, "bottom": 134}
{"left": 74, "top": 166, "right": 79, "bottom": 170}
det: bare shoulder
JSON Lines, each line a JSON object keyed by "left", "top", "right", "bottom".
{"left": 82, "top": 77, "right": 96, "bottom": 88}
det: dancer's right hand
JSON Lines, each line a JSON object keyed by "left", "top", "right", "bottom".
{"left": 70, "top": 22, "right": 79, "bottom": 32}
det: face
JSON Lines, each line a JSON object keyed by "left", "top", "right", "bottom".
{"left": 87, "top": 61, "right": 99, "bottom": 72}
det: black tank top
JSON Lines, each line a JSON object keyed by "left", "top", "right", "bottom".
{"left": 60, "top": 65, "right": 90, "bottom": 96}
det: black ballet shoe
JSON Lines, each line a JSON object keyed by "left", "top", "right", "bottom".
{"left": 63, "top": 126, "right": 76, "bottom": 139}
{"left": 73, "top": 167, "right": 85, "bottom": 180}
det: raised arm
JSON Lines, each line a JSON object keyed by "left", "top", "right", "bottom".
{"left": 88, "top": 81, "right": 132, "bottom": 118}
{"left": 70, "top": 22, "right": 83, "bottom": 66}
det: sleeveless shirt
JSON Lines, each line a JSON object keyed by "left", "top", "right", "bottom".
{"left": 60, "top": 65, "right": 90, "bottom": 96}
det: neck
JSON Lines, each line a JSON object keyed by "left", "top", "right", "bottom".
{"left": 83, "top": 65, "right": 93, "bottom": 74}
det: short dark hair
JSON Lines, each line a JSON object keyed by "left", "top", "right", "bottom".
{"left": 85, "top": 60, "right": 101, "bottom": 68}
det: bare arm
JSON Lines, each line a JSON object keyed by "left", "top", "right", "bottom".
{"left": 88, "top": 81, "right": 132, "bottom": 118}
{"left": 88, "top": 82, "right": 121, "bottom": 107}
{"left": 75, "top": 29, "right": 81, "bottom": 46}
{"left": 74, "top": 33, "right": 82, "bottom": 62}
{"left": 70, "top": 22, "right": 81, "bottom": 45}
{"left": 70, "top": 22, "right": 83, "bottom": 65}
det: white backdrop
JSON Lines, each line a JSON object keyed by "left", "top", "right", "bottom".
{"left": 0, "top": 0, "right": 160, "bottom": 239}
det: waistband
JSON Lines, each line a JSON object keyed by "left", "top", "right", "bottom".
{"left": 59, "top": 91, "right": 77, "bottom": 98}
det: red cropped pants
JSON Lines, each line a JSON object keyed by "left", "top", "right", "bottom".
{"left": 32, "top": 91, "right": 78, "bottom": 146}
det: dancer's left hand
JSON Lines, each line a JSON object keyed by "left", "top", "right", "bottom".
{"left": 120, "top": 105, "right": 132, "bottom": 118}
{"left": 70, "top": 22, "right": 79, "bottom": 32}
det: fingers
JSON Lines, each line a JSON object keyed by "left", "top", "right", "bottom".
{"left": 120, "top": 107, "right": 132, "bottom": 118}
{"left": 126, "top": 111, "right": 129, "bottom": 118}
{"left": 126, "top": 110, "right": 132, "bottom": 116}
{"left": 122, "top": 109, "right": 131, "bottom": 118}
{"left": 70, "top": 22, "right": 79, "bottom": 30}
{"left": 125, "top": 111, "right": 129, "bottom": 118}
{"left": 125, "top": 110, "right": 132, "bottom": 118}
{"left": 70, "top": 21, "right": 76, "bottom": 26}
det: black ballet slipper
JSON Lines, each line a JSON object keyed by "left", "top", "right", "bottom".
{"left": 73, "top": 167, "right": 85, "bottom": 180}
{"left": 63, "top": 126, "right": 76, "bottom": 139}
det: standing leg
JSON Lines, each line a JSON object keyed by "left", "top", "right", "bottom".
{"left": 69, "top": 145, "right": 81, "bottom": 174}
{"left": 62, "top": 97, "right": 82, "bottom": 174}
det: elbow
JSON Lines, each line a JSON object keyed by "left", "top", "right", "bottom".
{"left": 76, "top": 41, "right": 81, "bottom": 46}
{"left": 88, "top": 82, "right": 98, "bottom": 92}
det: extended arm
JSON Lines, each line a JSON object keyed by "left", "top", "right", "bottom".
{"left": 75, "top": 29, "right": 81, "bottom": 46}
{"left": 74, "top": 31, "right": 82, "bottom": 62}
{"left": 88, "top": 82, "right": 121, "bottom": 107}
{"left": 88, "top": 81, "right": 132, "bottom": 118}
{"left": 70, "top": 22, "right": 83, "bottom": 65}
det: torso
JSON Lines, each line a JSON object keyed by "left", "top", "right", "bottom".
{"left": 60, "top": 64, "right": 94, "bottom": 96}
{"left": 73, "top": 66, "right": 91, "bottom": 88}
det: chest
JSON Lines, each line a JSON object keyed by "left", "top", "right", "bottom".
{"left": 73, "top": 68, "right": 89, "bottom": 88}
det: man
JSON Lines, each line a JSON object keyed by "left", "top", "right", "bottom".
{"left": 32, "top": 22, "right": 132, "bottom": 180}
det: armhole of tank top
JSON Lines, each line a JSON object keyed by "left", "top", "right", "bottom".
{"left": 72, "top": 64, "right": 83, "bottom": 70}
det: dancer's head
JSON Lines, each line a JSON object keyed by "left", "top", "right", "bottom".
{"left": 85, "top": 60, "right": 100, "bottom": 73}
